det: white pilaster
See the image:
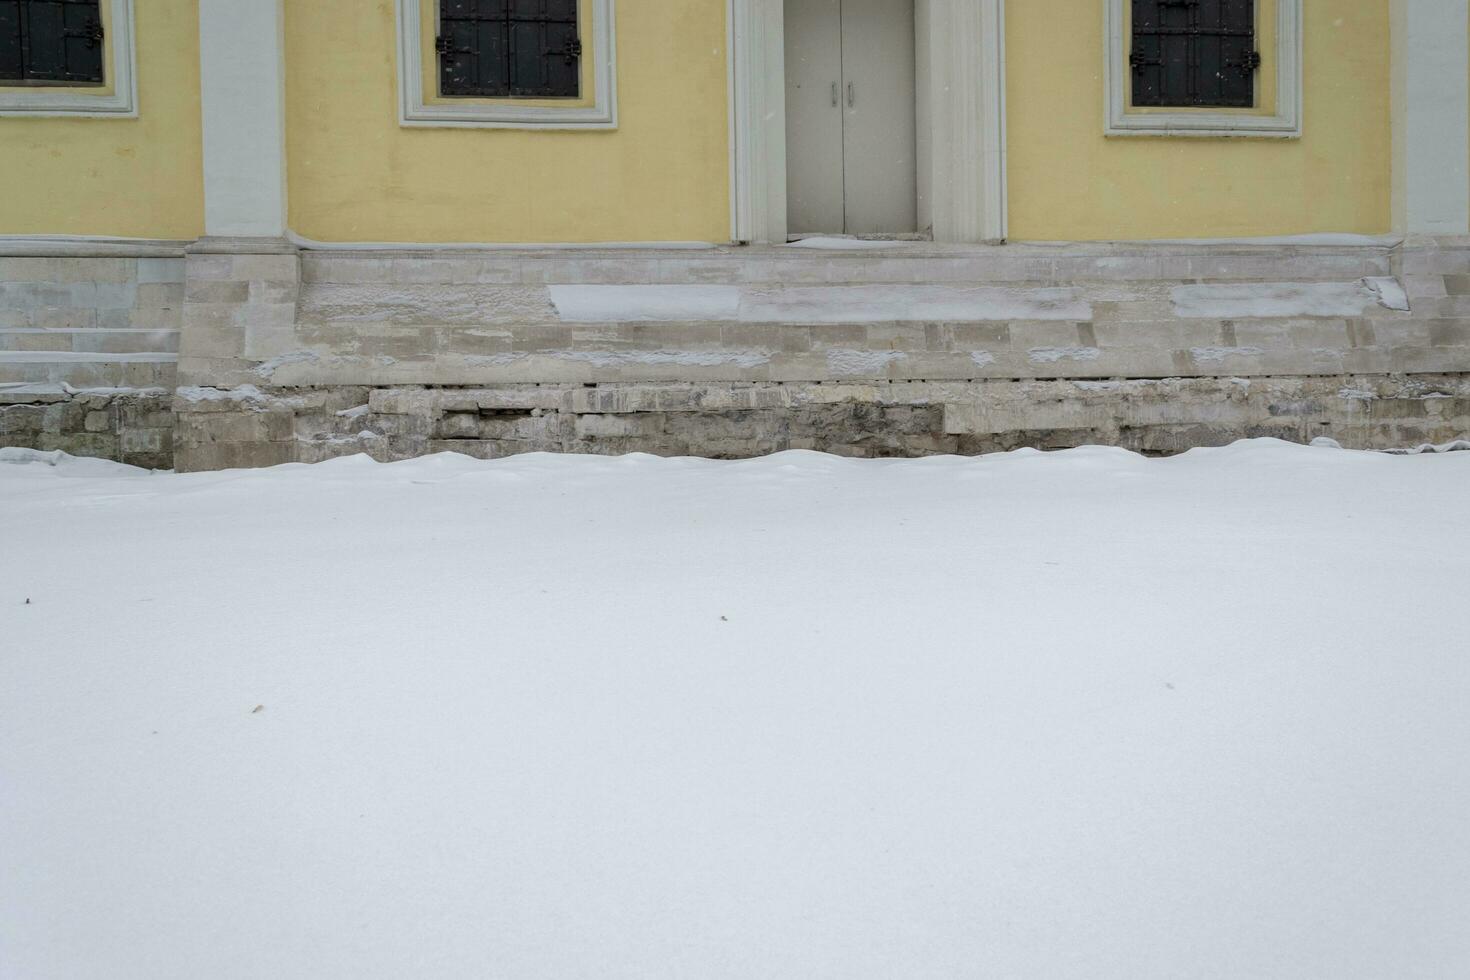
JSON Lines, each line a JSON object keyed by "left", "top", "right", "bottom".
{"left": 917, "top": 0, "right": 1007, "bottom": 243}
{"left": 1392, "top": 0, "right": 1470, "bottom": 235}
{"left": 728, "top": 0, "right": 788, "bottom": 244}
{"left": 198, "top": 0, "right": 288, "bottom": 239}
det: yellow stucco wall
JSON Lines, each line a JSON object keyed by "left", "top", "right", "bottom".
{"left": 285, "top": 0, "right": 730, "bottom": 243}
{"left": 1006, "top": 0, "right": 1392, "bottom": 241}
{"left": 0, "top": 0, "right": 203, "bottom": 239}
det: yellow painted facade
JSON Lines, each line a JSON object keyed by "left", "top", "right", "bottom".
{"left": 284, "top": 0, "right": 730, "bottom": 244}
{"left": 0, "top": 0, "right": 1430, "bottom": 244}
{"left": 1006, "top": 0, "right": 1392, "bottom": 240}
{"left": 0, "top": 0, "right": 203, "bottom": 239}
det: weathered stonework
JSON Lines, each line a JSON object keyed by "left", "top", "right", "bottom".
{"left": 0, "top": 384, "right": 174, "bottom": 469}
{"left": 0, "top": 249, "right": 183, "bottom": 389}
{"left": 170, "top": 374, "right": 1470, "bottom": 472}
{"left": 6, "top": 237, "right": 1470, "bottom": 470}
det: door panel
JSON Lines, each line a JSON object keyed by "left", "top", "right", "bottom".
{"left": 784, "top": 0, "right": 845, "bottom": 235}
{"left": 839, "top": 0, "right": 916, "bottom": 235}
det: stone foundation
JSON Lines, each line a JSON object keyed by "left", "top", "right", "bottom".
{"left": 0, "top": 384, "right": 174, "bottom": 469}
{"left": 171, "top": 374, "right": 1470, "bottom": 471}
{"left": 6, "top": 236, "right": 1470, "bottom": 470}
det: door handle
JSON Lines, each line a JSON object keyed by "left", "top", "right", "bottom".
{"left": 831, "top": 82, "right": 838, "bottom": 107}
{"left": 847, "top": 82, "right": 854, "bottom": 108}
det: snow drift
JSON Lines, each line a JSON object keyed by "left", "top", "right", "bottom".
{"left": 2, "top": 441, "right": 1468, "bottom": 979}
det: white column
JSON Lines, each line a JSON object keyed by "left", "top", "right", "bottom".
{"left": 1392, "top": 0, "right": 1470, "bottom": 235}
{"left": 198, "top": 0, "right": 288, "bottom": 239}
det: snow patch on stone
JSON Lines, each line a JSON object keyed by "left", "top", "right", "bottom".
{"left": 1190, "top": 346, "right": 1266, "bottom": 363}
{"left": 550, "top": 285, "right": 741, "bottom": 322}
{"left": 1337, "top": 387, "right": 1379, "bottom": 401}
{"left": 254, "top": 351, "right": 322, "bottom": 380}
{"left": 1028, "top": 346, "right": 1101, "bottom": 364}
{"left": 175, "top": 385, "right": 268, "bottom": 404}
{"left": 551, "top": 285, "right": 1091, "bottom": 324}
{"left": 781, "top": 237, "right": 905, "bottom": 250}
{"left": 1361, "top": 276, "right": 1410, "bottom": 312}
{"left": 1171, "top": 282, "right": 1378, "bottom": 319}
{"left": 554, "top": 349, "right": 774, "bottom": 369}
{"left": 826, "top": 349, "right": 906, "bottom": 376}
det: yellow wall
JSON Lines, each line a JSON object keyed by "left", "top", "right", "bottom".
{"left": 286, "top": 0, "right": 730, "bottom": 243}
{"left": 1006, "top": 0, "right": 1392, "bottom": 240}
{"left": 0, "top": 0, "right": 203, "bottom": 239}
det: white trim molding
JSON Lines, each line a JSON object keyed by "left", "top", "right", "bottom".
{"left": 1391, "top": 0, "right": 1470, "bottom": 235}
{"left": 0, "top": 0, "right": 137, "bottom": 117}
{"left": 396, "top": 0, "right": 617, "bottom": 130}
{"left": 729, "top": 0, "right": 1005, "bottom": 245}
{"left": 198, "top": 0, "right": 288, "bottom": 238}
{"left": 1104, "top": 0, "right": 1302, "bottom": 138}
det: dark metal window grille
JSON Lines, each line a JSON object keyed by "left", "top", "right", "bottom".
{"left": 0, "top": 0, "right": 105, "bottom": 85}
{"left": 438, "top": 0, "right": 581, "bottom": 99}
{"left": 1131, "top": 0, "right": 1258, "bottom": 108}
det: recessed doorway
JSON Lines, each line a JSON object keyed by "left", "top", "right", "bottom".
{"left": 783, "top": 0, "right": 917, "bottom": 237}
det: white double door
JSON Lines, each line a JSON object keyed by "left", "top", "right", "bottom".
{"left": 784, "top": 0, "right": 917, "bottom": 237}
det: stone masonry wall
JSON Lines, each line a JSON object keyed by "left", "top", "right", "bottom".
{"left": 172, "top": 374, "right": 1470, "bottom": 472}
{"left": 168, "top": 235, "right": 1470, "bottom": 470}
{"left": 0, "top": 249, "right": 183, "bottom": 467}
{"left": 0, "top": 385, "right": 173, "bottom": 469}
{"left": 5, "top": 237, "right": 1470, "bottom": 471}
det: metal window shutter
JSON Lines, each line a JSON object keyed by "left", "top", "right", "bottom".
{"left": 1131, "top": 0, "right": 1256, "bottom": 109}
{"left": 0, "top": 1, "right": 23, "bottom": 80}
{"left": 439, "top": 0, "right": 579, "bottom": 99}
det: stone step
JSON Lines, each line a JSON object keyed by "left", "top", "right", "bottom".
{"left": 0, "top": 328, "right": 180, "bottom": 354}
{"left": 297, "top": 242, "right": 1399, "bottom": 288}
{"left": 0, "top": 352, "right": 178, "bottom": 387}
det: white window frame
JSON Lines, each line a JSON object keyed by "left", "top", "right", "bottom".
{"left": 0, "top": 0, "right": 137, "bottom": 117}
{"left": 396, "top": 0, "right": 617, "bottom": 130}
{"left": 1104, "top": 0, "right": 1301, "bottom": 138}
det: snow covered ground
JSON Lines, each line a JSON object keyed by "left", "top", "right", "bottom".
{"left": 2, "top": 441, "right": 1468, "bottom": 979}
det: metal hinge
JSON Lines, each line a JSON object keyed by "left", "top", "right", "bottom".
{"left": 557, "top": 36, "right": 582, "bottom": 65}
{"left": 1243, "top": 50, "right": 1262, "bottom": 72}
{"left": 85, "top": 19, "right": 104, "bottom": 48}
{"left": 434, "top": 35, "right": 453, "bottom": 56}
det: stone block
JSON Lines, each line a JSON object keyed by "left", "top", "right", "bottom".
{"left": 231, "top": 253, "right": 300, "bottom": 282}
{"left": 137, "top": 257, "right": 186, "bottom": 284}
{"left": 186, "top": 280, "right": 250, "bottom": 304}
{"left": 1429, "top": 320, "right": 1470, "bottom": 347}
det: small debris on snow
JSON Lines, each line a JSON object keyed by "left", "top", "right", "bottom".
{"left": 250, "top": 705, "right": 265, "bottom": 715}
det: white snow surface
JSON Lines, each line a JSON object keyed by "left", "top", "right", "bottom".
{"left": 2, "top": 442, "right": 1469, "bottom": 979}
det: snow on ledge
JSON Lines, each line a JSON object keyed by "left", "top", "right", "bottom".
{"left": 781, "top": 237, "right": 911, "bottom": 250}
{"left": 550, "top": 285, "right": 1091, "bottom": 324}
{"left": 1171, "top": 281, "right": 1394, "bottom": 319}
